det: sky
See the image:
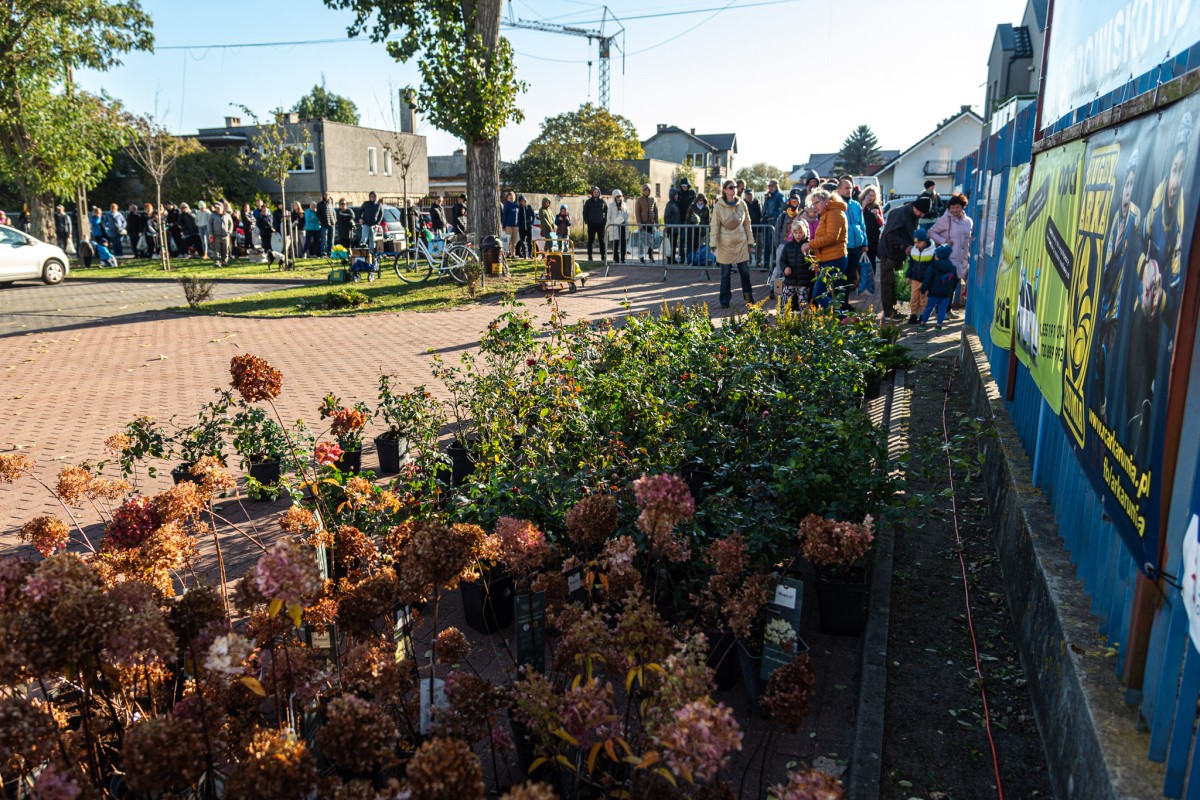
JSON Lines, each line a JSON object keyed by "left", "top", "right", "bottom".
{"left": 77, "top": 0, "right": 1029, "bottom": 173}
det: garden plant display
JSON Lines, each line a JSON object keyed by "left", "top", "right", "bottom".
{"left": 0, "top": 301, "right": 899, "bottom": 798}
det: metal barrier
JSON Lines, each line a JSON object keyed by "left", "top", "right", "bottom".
{"left": 600, "top": 222, "right": 778, "bottom": 281}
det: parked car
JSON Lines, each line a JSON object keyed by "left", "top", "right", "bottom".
{"left": 0, "top": 224, "right": 69, "bottom": 285}
{"left": 347, "top": 204, "right": 408, "bottom": 243}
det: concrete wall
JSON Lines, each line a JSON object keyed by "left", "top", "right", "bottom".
{"left": 613, "top": 159, "right": 703, "bottom": 204}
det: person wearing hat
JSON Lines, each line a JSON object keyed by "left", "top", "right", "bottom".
{"left": 878, "top": 196, "right": 932, "bottom": 319}
{"left": 635, "top": 183, "right": 659, "bottom": 263}
{"left": 796, "top": 169, "right": 821, "bottom": 207}
{"left": 608, "top": 189, "right": 629, "bottom": 264}
{"left": 761, "top": 178, "right": 784, "bottom": 271}
{"left": 583, "top": 186, "right": 608, "bottom": 262}
{"left": 918, "top": 243, "right": 958, "bottom": 330}
{"left": 554, "top": 203, "right": 572, "bottom": 250}
{"left": 663, "top": 189, "right": 682, "bottom": 263}
{"left": 501, "top": 190, "right": 520, "bottom": 257}
{"left": 772, "top": 193, "right": 803, "bottom": 274}
{"left": 905, "top": 226, "right": 936, "bottom": 324}
{"left": 676, "top": 178, "right": 696, "bottom": 227}
{"left": 537, "top": 197, "right": 555, "bottom": 251}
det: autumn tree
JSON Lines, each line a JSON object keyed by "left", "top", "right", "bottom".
{"left": 528, "top": 103, "right": 643, "bottom": 165}
{"left": 325, "top": 0, "right": 525, "bottom": 244}
{"left": 125, "top": 114, "right": 190, "bottom": 271}
{"left": 834, "top": 125, "right": 883, "bottom": 176}
{"left": 736, "top": 162, "right": 790, "bottom": 192}
{"left": 0, "top": 0, "right": 151, "bottom": 241}
{"left": 507, "top": 145, "right": 587, "bottom": 196}
{"left": 293, "top": 80, "right": 360, "bottom": 125}
{"left": 238, "top": 106, "right": 311, "bottom": 269}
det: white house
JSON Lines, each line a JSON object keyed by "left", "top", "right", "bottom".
{"left": 873, "top": 106, "right": 984, "bottom": 198}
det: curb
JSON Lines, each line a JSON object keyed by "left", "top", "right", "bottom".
{"left": 847, "top": 369, "right": 906, "bottom": 800}
{"left": 957, "top": 326, "right": 1163, "bottom": 800}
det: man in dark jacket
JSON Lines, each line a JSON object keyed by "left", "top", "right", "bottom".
{"left": 663, "top": 190, "right": 681, "bottom": 264}
{"left": 429, "top": 197, "right": 446, "bottom": 235}
{"left": 317, "top": 192, "right": 336, "bottom": 257}
{"left": 676, "top": 179, "right": 696, "bottom": 227}
{"left": 53, "top": 205, "right": 72, "bottom": 252}
{"left": 357, "top": 191, "right": 384, "bottom": 249}
{"left": 450, "top": 194, "right": 467, "bottom": 236}
{"left": 878, "top": 197, "right": 931, "bottom": 319}
{"left": 582, "top": 186, "right": 607, "bottom": 262}
{"left": 256, "top": 208, "right": 276, "bottom": 265}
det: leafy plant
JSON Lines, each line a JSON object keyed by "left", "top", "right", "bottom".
{"left": 168, "top": 390, "right": 232, "bottom": 468}
{"left": 229, "top": 404, "right": 290, "bottom": 467}
{"left": 178, "top": 274, "right": 215, "bottom": 307}
{"left": 325, "top": 287, "right": 370, "bottom": 309}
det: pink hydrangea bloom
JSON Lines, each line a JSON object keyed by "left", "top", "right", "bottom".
{"left": 253, "top": 539, "right": 323, "bottom": 608}
{"left": 656, "top": 700, "right": 742, "bottom": 783}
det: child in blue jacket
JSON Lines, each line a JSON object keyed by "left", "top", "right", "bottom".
{"left": 919, "top": 244, "right": 958, "bottom": 330}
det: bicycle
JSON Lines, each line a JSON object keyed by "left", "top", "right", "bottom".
{"left": 391, "top": 230, "right": 479, "bottom": 285}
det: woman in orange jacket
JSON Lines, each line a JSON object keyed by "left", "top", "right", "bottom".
{"left": 802, "top": 189, "right": 849, "bottom": 309}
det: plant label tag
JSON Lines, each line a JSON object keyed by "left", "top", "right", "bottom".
{"left": 515, "top": 592, "right": 547, "bottom": 673}
{"left": 774, "top": 584, "right": 798, "bottom": 609}
{"left": 565, "top": 566, "right": 585, "bottom": 602}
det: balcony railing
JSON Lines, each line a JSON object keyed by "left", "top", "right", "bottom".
{"left": 923, "top": 160, "right": 955, "bottom": 176}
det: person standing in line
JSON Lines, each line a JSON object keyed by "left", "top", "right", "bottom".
{"left": 608, "top": 189, "right": 629, "bottom": 264}
{"left": 859, "top": 185, "right": 883, "bottom": 296}
{"left": 801, "top": 188, "right": 848, "bottom": 310}
{"left": 710, "top": 179, "right": 755, "bottom": 309}
{"left": 211, "top": 201, "right": 232, "bottom": 267}
{"left": 142, "top": 203, "right": 158, "bottom": 257}
{"left": 256, "top": 204, "right": 277, "bottom": 265}
{"left": 676, "top": 178, "right": 696, "bottom": 226}
{"left": 663, "top": 189, "right": 681, "bottom": 263}
{"left": 582, "top": 186, "right": 608, "bottom": 263}
{"left": 304, "top": 202, "right": 322, "bottom": 257}
{"left": 554, "top": 204, "right": 572, "bottom": 250}
{"left": 450, "top": 194, "right": 468, "bottom": 237}
{"left": 501, "top": 190, "right": 519, "bottom": 256}
{"left": 88, "top": 207, "right": 104, "bottom": 242}
{"left": 429, "top": 196, "right": 446, "bottom": 236}
{"left": 317, "top": 191, "right": 336, "bottom": 257}
{"left": 686, "top": 193, "right": 709, "bottom": 264}
{"left": 918, "top": 244, "right": 958, "bottom": 330}
{"left": 927, "top": 192, "right": 973, "bottom": 311}
{"left": 178, "top": 203, "right": 200, "bottom": 257}
{"left": 358, "top": 191, "right": 384, "bottom": 250}
{"left": 193, "top": 201, "right": 211, "bottom": 258}
{"left": 743, "top": 188, "right": 763, "bottom": 266}
{"left": 761, "top": 178, "right": 784, "bottom": 271}
{"left": 239, "top": 203, "right": 255, "bottom": 254}
{"left": 289, "top": 201, "right": 305, "bottom": 259}
{"left": 905, "top": 227, "right": 936, "bottom": 324}
{"left": 102, "top": 203, "right": 127, "bottom": 256}
{"left": 537, "top": 197, "right": 555, "bottom": 250}
{"left": 634, "top": 183, "right": 659, "bottom": 263}
{"left": 125, "top": 204, "right": 145, "bottom": 256}
{"left": 796, "top": 170, "right": 821, "bottom": 207}
{"left": 919, "top": 180, "right": 944, "bottom": 218}
{"left": 779, "top": 213, "right": 815, "bottom": 309}
{"left": 53, "top": 205, "right": 72, "bottom": 252}
{"left": 837, "top": 176, "right": 866, "bottom": 304}
{"left": 515, "top": 194, "right": 535, "bottom": 258}
{"left": 773, "top": 193, "right": 802, "bottom": 274}
{"left": 878, "top": 196, "right": 930, "bottom": 319}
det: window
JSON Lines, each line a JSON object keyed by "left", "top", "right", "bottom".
{"left": 655, "top": 183, "right": 661, "bottom": 198}
{"left": 384, "top": 149, "right": 393, "bottom": 176}
{"left": 285, "top": 144, "right": 315, "bottom": 173}
{"left": 368, "top": 147, "right": 378, "bottom": 175}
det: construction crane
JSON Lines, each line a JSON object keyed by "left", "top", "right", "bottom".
{"left": 503, "top": 3, "right": 625, "bottom": 110}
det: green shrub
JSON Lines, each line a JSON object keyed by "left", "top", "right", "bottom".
{"left": 324, "top": 287, "right": 371, "bottom": 309}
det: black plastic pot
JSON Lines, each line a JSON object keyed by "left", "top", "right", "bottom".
{"left": 737, "top": 640, "right": 765, "bottom": 714}
{"left": 374, "top": 436, "right": 405, "bottom": 474}
{"left": 446, "top": 442, "right": 475, "bottom": 486}
{"left": 510, "top": 716, "right": 554, "bottom": 786}
{"left": 682, "top": 464, "right": 714, "bottom": 504}
{"left": 814, "top": 564, "right": 872, "bottom": 635}
{"left": 460, "top": 572, "right": 515, "bottom": 634}
{"left": 865, "top": 377, "right": 883, "bottom": 400}
{"left": 335, "top": 449, "right": 362, "bottom": 473}
{"left": 704, "top": 629, "right": 740, "bottom": 691}
{"left": 247, "top": 460, "right": 281, "bottom": 485}
{"left": 171, "top": 463, "right": 197, "bottom": 485}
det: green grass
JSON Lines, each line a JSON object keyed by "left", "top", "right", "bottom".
{"left": 68, "top": 255, "right": 544, "bottom": 317}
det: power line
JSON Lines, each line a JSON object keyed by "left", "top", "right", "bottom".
{"left": 557, "top": 0, "right": 799, "bottom": 25}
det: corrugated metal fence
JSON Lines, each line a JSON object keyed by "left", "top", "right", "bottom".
{"left": 959, "top": 67, "right": 1200, "bottom": 796}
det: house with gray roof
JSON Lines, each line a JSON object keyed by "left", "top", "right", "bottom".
{"left": 984, "top": 0, "right": 1048, "bottom": 123}
{"left": 640, "top": 125, "right": 738, "bottom": 183}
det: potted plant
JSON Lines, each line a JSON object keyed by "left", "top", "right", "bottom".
{"left": 374, "top": 376, "right": 442, "bottom": 474}
{"left": 230, "top": 405, "right": 312, "bottom": 500}
{"left": 319, "top": 393, "right": 369, "bottom": 473}
{"left": 798, "top": 514, "right": 875, "bottom": 635}
{"left": 168, "top": 391, "right": 231, "bottom": 483}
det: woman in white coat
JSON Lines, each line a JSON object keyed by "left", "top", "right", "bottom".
{"left": 608, "top": 189, "right": 630, "bottom": 264}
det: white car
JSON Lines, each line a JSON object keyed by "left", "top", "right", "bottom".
{"left": 0, "top": 225, "right": 70, "bottom": 285}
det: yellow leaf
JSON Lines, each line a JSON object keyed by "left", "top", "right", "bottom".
{"left": 656, "top": 768, "right": 678, "bottom": 787}
{"left": 587, "top": 743, "right": 602, "bottom": 775}
{"left": 571, "top": 674, "right": 582, "bottom": 691}
{"left": 680, "top": 764, "right": 695, "bottom": 785}
{"left": 553, "top": 728, "right": 580, "bottom": 748}
{"left": 337, "top": 502, "right": 348, "bottom": 513}
{"left": 623, "top": 755, "right": 643, "bottom": 766}
{"left": 615, "top": 737, "right": 633, "bottom": 757}
{"left": 625, "top": 668, "right": 637, "bottom": 694}
{"left": 288, "top": 604, "right": 304, "bottom": 628}
{"left": 321, "top": 478, "right": 341, "bottom": 486}
{"left": 639, "top": 751, "right": 660, "bottom": 769}
{"left": 240, "top": 676, "right": 268, "bottom": 697}
{"left": 555, "top": 754, "right": 576, "bottom": 772}
{"left": 528, "top": 757, "right": 547, "bottom": 774}
{"left": 604, "top": 739, "right": 618, "bottom": 763}
{"left": 268, "top": 598, "right": 283, "bottom": 617}
{"left": 646, "top": 663, "right": 666, "bottom": 674}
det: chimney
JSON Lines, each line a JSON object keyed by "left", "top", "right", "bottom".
{"left": 453, "top": 148, "right": 464, "bottom": 156}
{"left": 224, "top": 116, "right": 241, "bottom": 128}
{"left": 399, "top": 90, "right": 419, "bottom": 133}
{"left": 961, "top": 104, "right": 972, "bottom": 113}
{"left": 689, "top": 128, "right": 696, "bottom": 135}
{"left": 657, "top": 123, "right": 667, "bottom": 132}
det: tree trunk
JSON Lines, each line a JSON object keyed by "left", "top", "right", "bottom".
{"left": 156, "top": 182, "right": 170, "bottom": 271}
{"left": 28, "top": 193, "right": 54, "bottom": 243}
{"left": 467, "top": 137, "right": 499, "bottom": 246}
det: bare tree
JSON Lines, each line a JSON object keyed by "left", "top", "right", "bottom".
{"left": 374, "top": 86, "right": 424, "bottom": 239}
{"left": 125, "top": 113, "right": 188, "bottom": 271}
{"left": 236, "top": 105, "right": 310, "bottom": 269}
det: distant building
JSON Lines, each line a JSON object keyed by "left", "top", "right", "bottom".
{"left": 641, "top": 125, "right": 738, "bottom": 182}
{"left": 612, "top": 159, "right": 703, "bottom": 202}
{"left": 788, "top": 149, "right": 900, "bottom": 187}
{"left": 426, "top": 149, "right": 515, "bottom": 201}
{"left": 983, "top": 0, "right": 1048, "bottom": 123}
{"left": 872, "top": 106, "right": 985, "bottom": 198}
{"left": 195, "top": 113, "right": 428, "bottom": 204}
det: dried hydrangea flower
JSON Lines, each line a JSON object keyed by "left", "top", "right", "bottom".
{"left": 315, "top": 695, "right": 398, "bottom": 775}
{"left": 253, "top": 539, "right": 323, "bottom": 611}
{"left": 204, "top": 632, "right": 254, "bottom": 676}
{"left": 122, "top": 714, "right": 208, "bottom": 794}
{"left": 0, "top": 453, "right": 33, "bottom": 484}
{"left": 280, "top": 505, "right": 319, "bottom": 536}
{"left": 769, "top": 767, "right": 844, "bottom": 800}
{"left": 0, "top": 695, "right": 59, "bottom": 775}
{"left": 632, "top": 474, "right": 695, "bottom": 563}
{"left": 797, "top": 514, "right": 874, "bottom": 568}
{"left": 19, "top": 515, "right": 69, "bottom": 557}
{"left": 54, "top": 465, "right": 92, "bottom": 505}
{"left": 190, "top": 456, "right": 236, "bottom": 495}
{"left": 502, "top": 782, "right": 559, "bottom": 800}
{"left": 565, "top": 493, "right": 618, "bottom": 549}
{"left": 29, "top": 763, "right": 81, "bottom": 800}
{"left": 230, "top": 353, "right": 283, "bottom": 403}
{"left": 104, "top": 496, "right": 161, "bottom": 550}
{"left": 433, "top": 627, "right": 470, "bottom": 665}
{"left": 104, "top": 433, "right": 133, "bottom": 455}
{"left": 558, "top": 679, "right": 619, "bottom": 749}
{"left": 405, "top": 736, "right": 484, "bottom": 800}
{"left": 600, "top": 535, "right": 638, "bottom": 577}
{"left": 154, "top": 481, "right": 208, "bottom": 525}
{"left": 656, "top": 699, "right": 742, "bottom": 783}
{"left": 104, "top": 582, "right": 175, "bottom": 670}
{"left": 761, "top": 653, "right": 816, "bottom": 733}
{"left": 223, "top": 728, "right": 318, "bottom": 800}
{"left": 494, "top": 517, "right": 552, "bottom": 581}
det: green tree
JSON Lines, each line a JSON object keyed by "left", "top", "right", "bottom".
{"left": 237, "top": 106, "right": 311, "bottom": 269}
{"left": 834, "top": 125, "right": 883, "bottom": 176}
{"left": 293, "top": 80, "right": 360, "bottom": 125}
{"left": 507, "top": 145, "right": 587, "bottom": 195}
{"left": 585, "top": 162, "right": 645, "bottom": 200}
{"left": 125, "top": 113, "right": 190, "bottom": 270}
{"left": 529, "top": 103, "right": 643, "bottom": 165}
{"left": 326, "top": 0, "right": 525, "bottom": 244}
{"left": 736, "top": 162, "right": 790, "bottom": 192}
{"left": 0, "top": 0, "right": 151, "bottom": 241}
